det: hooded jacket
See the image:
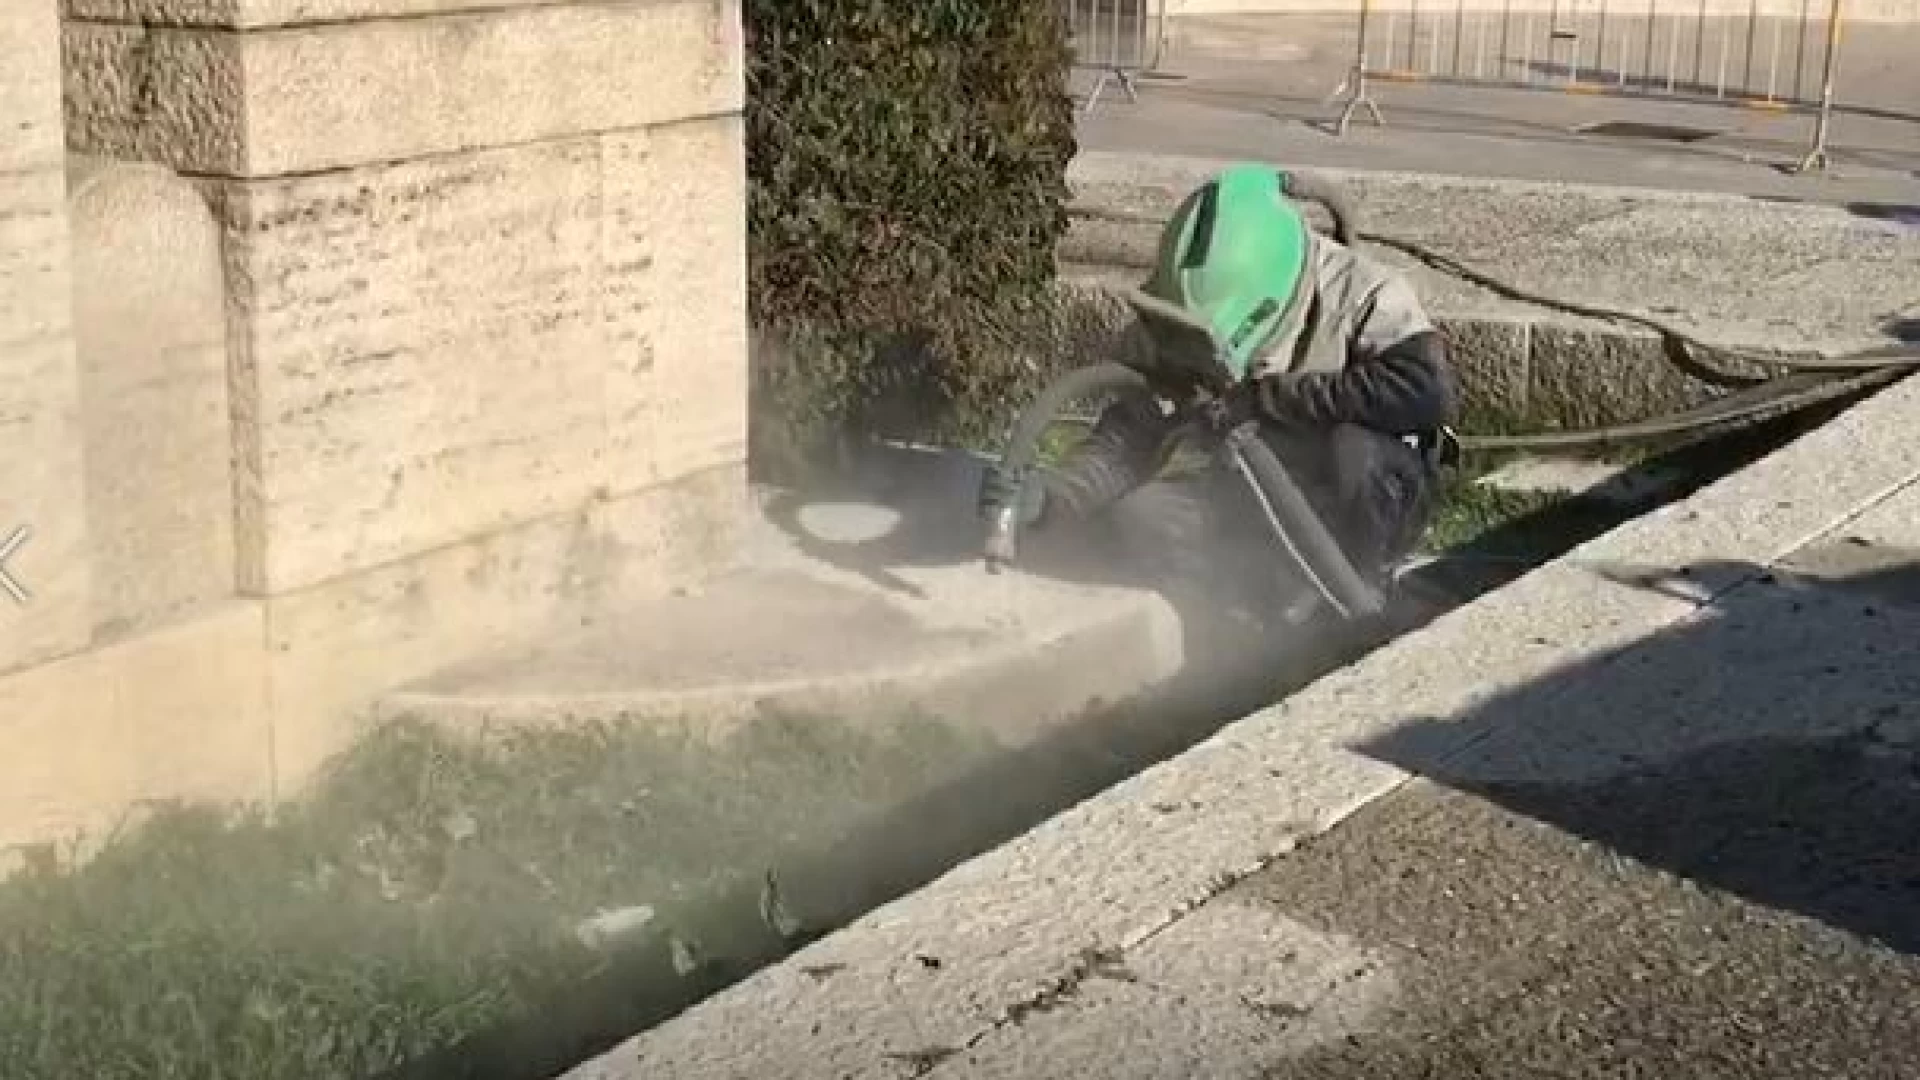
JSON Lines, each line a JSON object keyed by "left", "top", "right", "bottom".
{"left": 1041, "top": 239, "right": 1456, "bottom": 521}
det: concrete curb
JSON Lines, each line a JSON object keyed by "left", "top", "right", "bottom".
{"left": 562, "top": 373, "right": 1920, "bottom": 1079}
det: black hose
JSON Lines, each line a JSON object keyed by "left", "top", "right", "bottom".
{"left": 1361, "top": 232, "right": 1916, "bottom": 380}
{"left": 1279, "top": 171, "right": 1363, "bottom": 248}
{"left": 984, "top": 362, "right": 1155, "bottom": 571}
{"left": 987, "top": 362, "right": 1386, "bottom": 620}
{"left": 1457, "top": 366, "right": 1910, "bottom": 451}
{"left": 1225, "top": 426, "right": 1386, "bottom": 618}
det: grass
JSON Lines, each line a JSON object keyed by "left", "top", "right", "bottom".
{"left": 1421, "top": 474, "right": 1571, "bottom": 553}
{"left": 0, "top": 713, "right": 985, "bottom": 1080}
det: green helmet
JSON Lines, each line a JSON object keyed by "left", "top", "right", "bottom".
{"left": 1141, "top": 165, "right": 1318, "bottom": 380}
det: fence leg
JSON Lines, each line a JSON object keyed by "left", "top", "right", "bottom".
{"left": 1333, "top": 0, "right": 1385, "bottom": 134}
{"left": 1790, "top": 0, "right": 1843, "bottom": 172}
{"left": 1083, "top": 67, "right": 1142, "bottom": 115}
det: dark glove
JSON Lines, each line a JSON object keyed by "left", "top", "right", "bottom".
{"left": 1206, "top": 380, "right": 1267, "bottom": 435}
{"left": 977, "top": 462, "right": 1048, "bottom": 528}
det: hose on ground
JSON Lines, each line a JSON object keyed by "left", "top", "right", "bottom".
{"left": 1066, "top": 202, "right": 1920, "bottom": 452}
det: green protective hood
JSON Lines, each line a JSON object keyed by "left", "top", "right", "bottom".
{"left": 1140, "top": 165, "right": 1318, "bottom": 380}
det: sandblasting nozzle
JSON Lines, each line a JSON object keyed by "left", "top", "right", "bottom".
{"left": 983, "top": 504, "right": 1019, "bottom": 574}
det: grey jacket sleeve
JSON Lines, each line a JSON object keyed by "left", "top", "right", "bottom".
{"left": 1252, "top": 272, "right": 1459, "bottom": 436}
{"left": 1037, "top": 392, "right": 1171, "bottom": 521}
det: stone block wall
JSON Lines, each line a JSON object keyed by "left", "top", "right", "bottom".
{"left": 0, "top": 1, "right": 92, "bottom": 676}
{"left": 0, "top": 0, "right": 750, "bottom": 851}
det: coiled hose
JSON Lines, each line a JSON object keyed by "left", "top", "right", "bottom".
{"left": 984, "top": 362, "right": 1385, "bottom": 619}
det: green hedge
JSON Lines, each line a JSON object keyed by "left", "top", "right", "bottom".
{"left": 744, "top": 0, "right": 1079, "bottom": 477}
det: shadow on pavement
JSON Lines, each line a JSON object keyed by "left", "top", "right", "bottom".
{"left": 1848, "top": 202, "right": 1920, "bottom": 227}
{"left": 1888, "top": 316, "right": 1920, "bottom": 343}
{"left": 1358, "top": 551, "right": 1920, "bottom": 958}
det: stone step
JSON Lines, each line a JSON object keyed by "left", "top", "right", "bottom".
{"left": 378, "top": 452, "right": 1187, "bottom": 751}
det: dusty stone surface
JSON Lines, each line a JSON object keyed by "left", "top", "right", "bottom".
{"left": 2, "top": 3, "right": 67, "bottom": 173}
{"left": 0, "top": 1, "right": 92, "bottom": 673}
{"left": 384, "top": 562, "right": 1182, "bottom": 752}
{"left": 0, "top": 601, "right": 271, "bottom": 852}
{"left": 384, "top": 454, "right": 1188, "bottom": 750}
{"left": 264, "top": 463, "right": 744, "bottom": 789}
{"left": 564, "top": 374, "right": 1920, "bottom": 1080}
{"left": 206, "top": 120, "right": 745, "bottom": 593}
{"left": 68, "top": 157, "right": 235, "bottom": 642}
{"left": 0, "top": 0, "right": 755, "bottom": 852}
{"left": 62, "top": 0, "right": 744, "bottom": 176}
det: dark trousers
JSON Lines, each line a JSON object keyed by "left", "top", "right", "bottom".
{"left": 1096, "top": 423, "right": 1439, "bottom": 612}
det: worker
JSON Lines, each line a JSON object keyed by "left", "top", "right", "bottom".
{"left": 978, "top": 164, "right": 1459, "bottom": 622}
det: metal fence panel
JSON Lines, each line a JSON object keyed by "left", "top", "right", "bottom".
{"left": 1062, "top": 0, "right": 1170, "bottom": 112}
{"left": 1330, "top": 0, "right": 1847, "bottom": 169}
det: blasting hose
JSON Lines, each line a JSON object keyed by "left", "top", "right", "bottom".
{"left": 1222, "top": 424, "right": 1385, "bottom": 618}
{"left": 984, "top": 362, "right": 1155, "bottom": 573}
{"left": 1068, "top": 203, "right": 1920, "bottom": 452}
{"left": 984, "top": 362, "right": 1386, "bottom": 618}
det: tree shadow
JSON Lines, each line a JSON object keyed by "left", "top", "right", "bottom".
{"left": 1356, "top": 548, "right": 1920, "bottom": 958}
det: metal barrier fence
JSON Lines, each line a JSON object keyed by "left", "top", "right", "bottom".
{"left": 1330, "top": 0, "right": 1847, "bottom": 170}
{"left": 1062, "top": 0, "right": 1170, "bottom": 112}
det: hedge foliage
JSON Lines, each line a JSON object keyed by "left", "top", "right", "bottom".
{"left": 744, "top": 0, "right": 1080, "bottom": 475}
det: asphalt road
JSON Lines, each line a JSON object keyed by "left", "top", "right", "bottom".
{"left": 1238, "top": 734, "right": 1920, "bottom": 1078}
{"left": 1079, "top": 14, "right": 1920, "bottom": 204}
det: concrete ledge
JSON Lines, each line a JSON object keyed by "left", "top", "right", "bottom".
{"left": 0, "top": 465, "right": 742, "bottom": 852}
{"left": 563, "top": 373, "right": 1920, "bottom": 1078}
{"left": 262, "top": 463, "right": 746, "bottom": 789}
{"left": 0, "top": 602, "right": 271, "bottom": 854}
{"left": 62, "top": 0, "right": 743, "bottom": 176}
{"left": 382, "top": 566, "right": 1182, "bottom": 752}
{"left": 383, "top": 452, "right": 1188, "bottom": 755}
